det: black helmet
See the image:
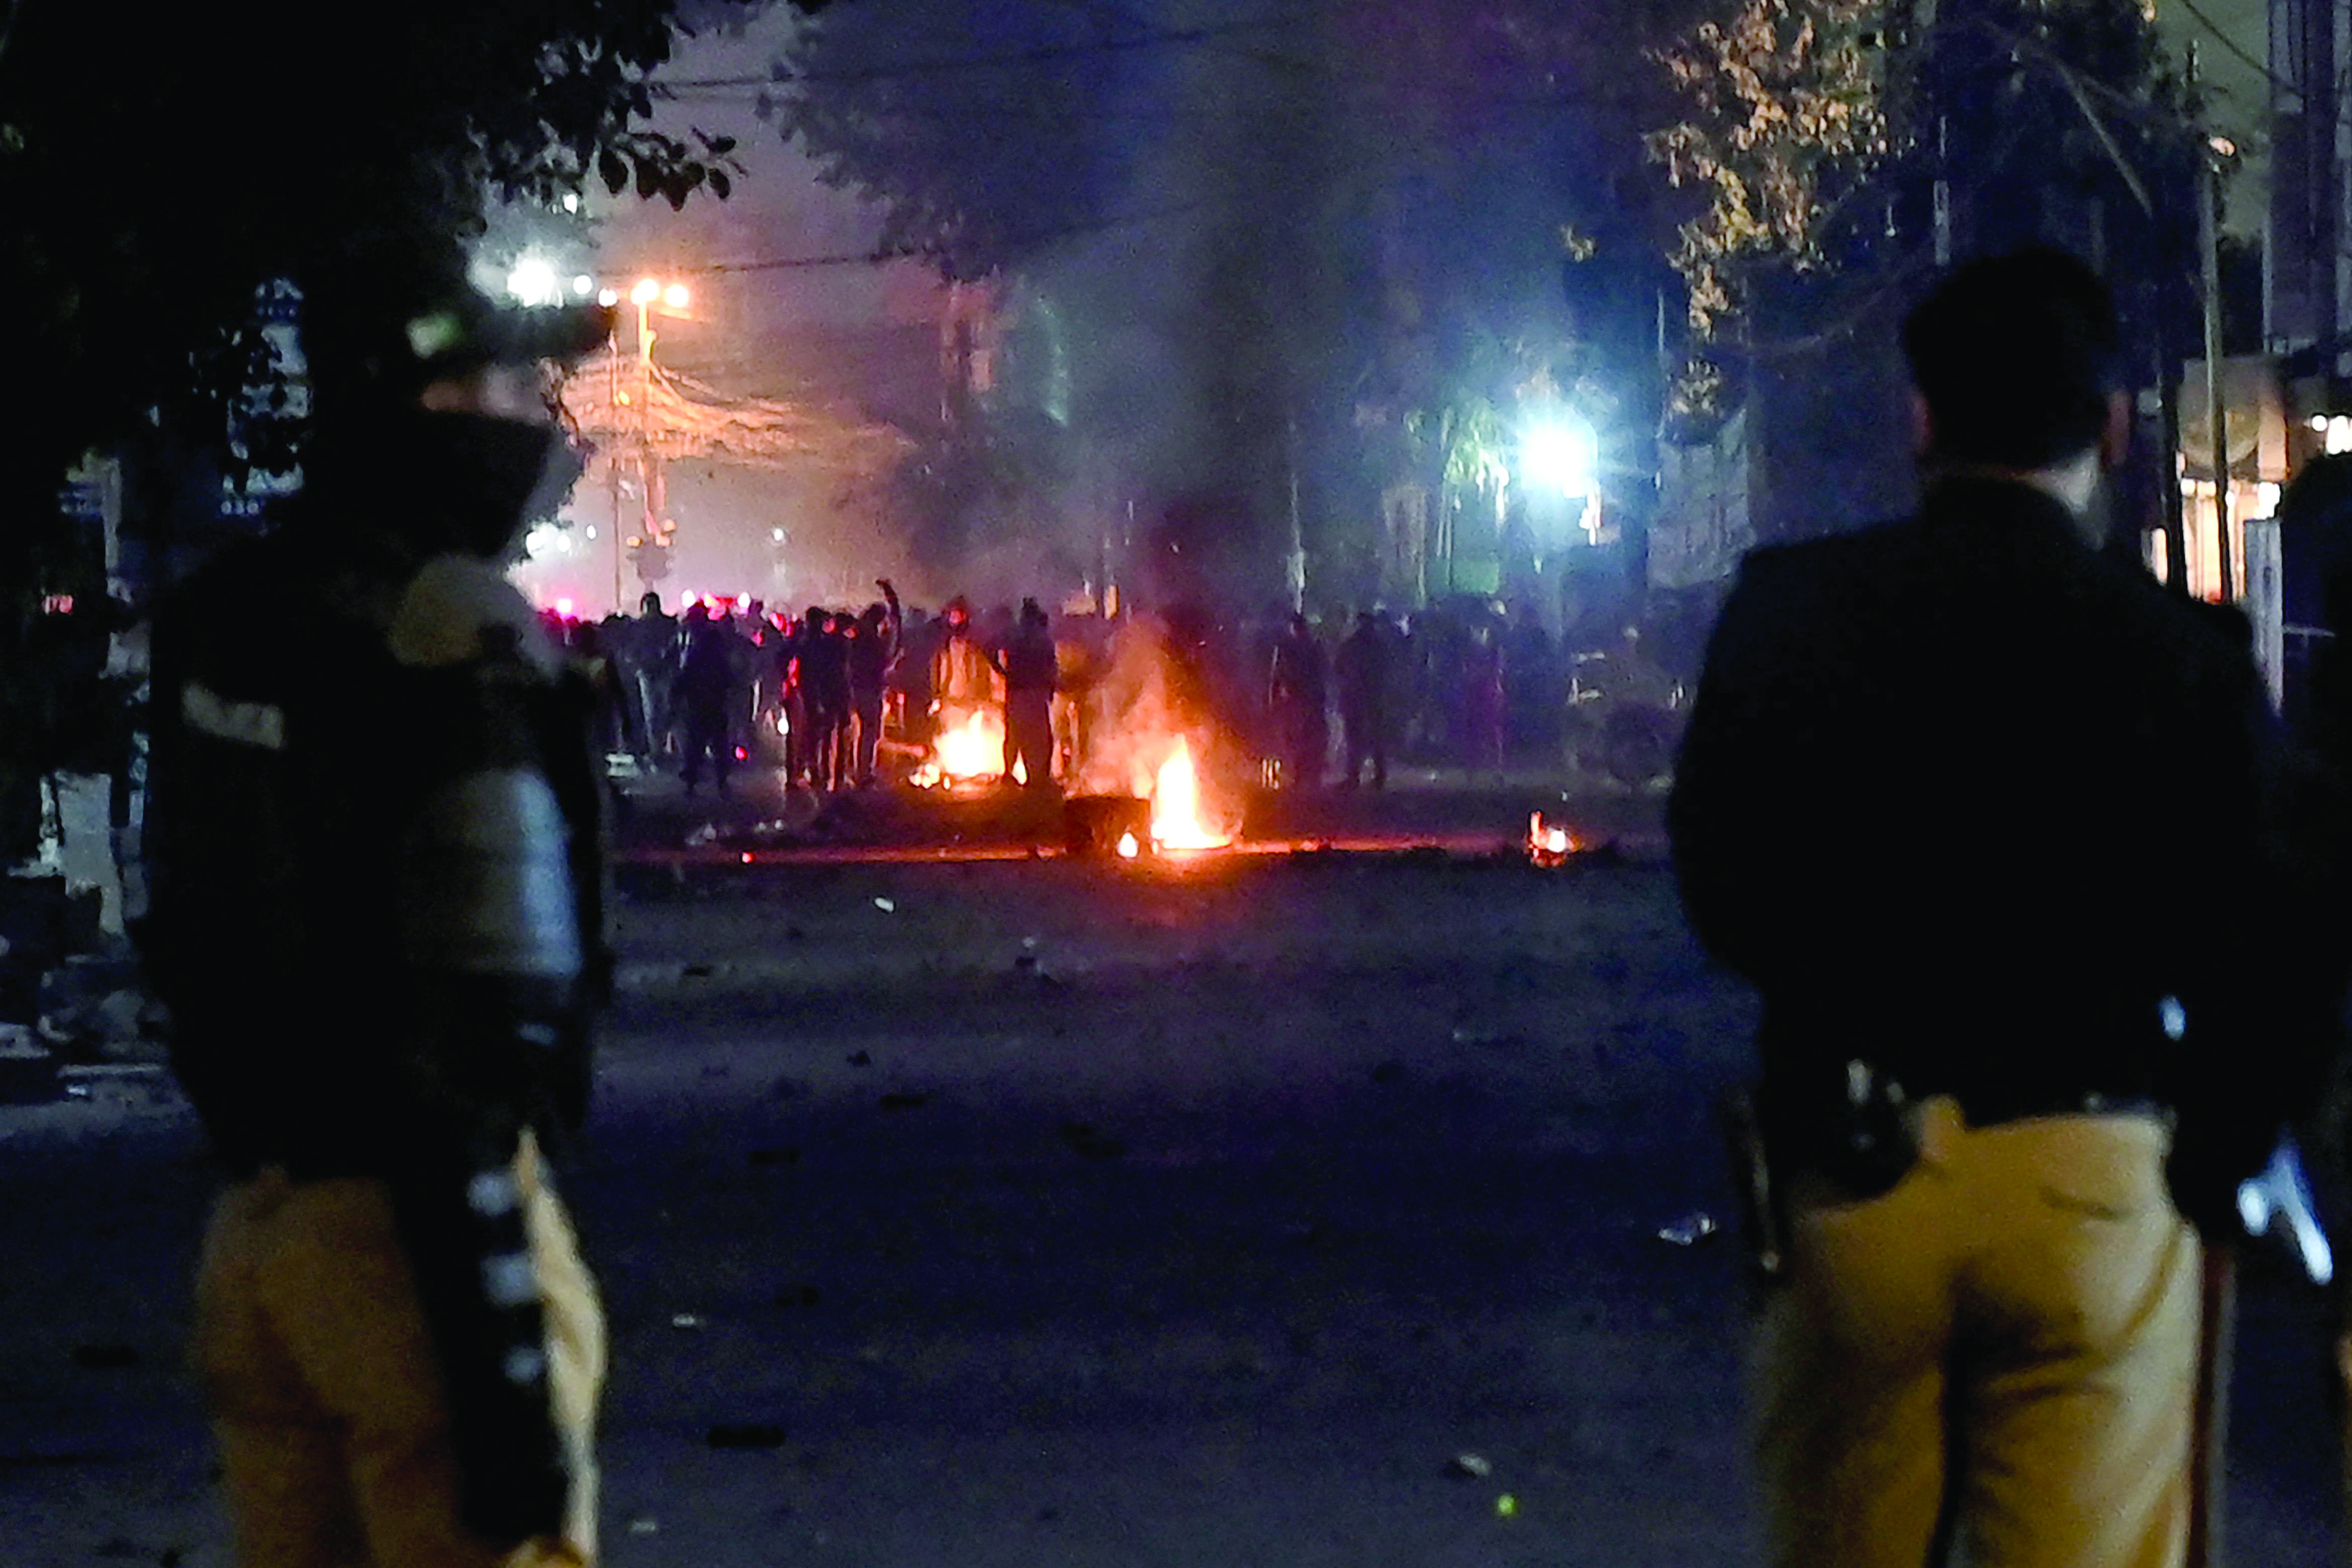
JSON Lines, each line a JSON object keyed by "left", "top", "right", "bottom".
{"left": 302, "top": 242, "right": 614, "bottom": 417}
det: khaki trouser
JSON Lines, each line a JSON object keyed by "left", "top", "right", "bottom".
{"left": 195, "top": 1133, "right": 604, "bottom": 1568}
{"left": 1757, "top": 1097, "right": 2200, "bottom": 1568}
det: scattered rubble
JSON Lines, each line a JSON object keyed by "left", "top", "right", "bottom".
{"left": 1058, "top": 1122, "right": 1125, "bottom": 1161}
{"left": 1656, "top": 1212, "right": 1719, "bottom": 1246}
{"left": 705, "top": 1421, "right": 787, "bottom": 1450}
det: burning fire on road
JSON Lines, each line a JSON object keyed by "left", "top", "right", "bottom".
{"left": 1528, "top": 811, "right": 1577, "bottom": 867}
{"left": 1147, "top": 736, "right": 1227, "bottom": 851}
{"left": 912, "top": 705, "right": 1022, "bottom": 789}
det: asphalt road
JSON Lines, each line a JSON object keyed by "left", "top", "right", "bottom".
{"left": 0, "top": 833, "right": 2341, "bottom": 1565}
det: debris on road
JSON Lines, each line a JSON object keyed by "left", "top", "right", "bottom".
{"left": 1496, "top": 1493, "right": 1518, "bottom": 1518}
{"left": 846, "top": 1050, "right": 872, "bottom": 1067}
{"left": 0, "top": 1026, "right": 58, "bottom": 1105}
{"left": 879, "top": 1092, "right": 931, "bottom": 1111}
{"left": 685, "top": 823, "right": 719, "bottom": 847}
{"left": 873, "top": 896, "right": 896, "bottom": 913}
{"left": 1656, "top": 1212, "right": 1720, "bottom": 1246}
{"left": 1058, "top": 1121, "right": 1126, "bottom": 1161}
{"left": 626, "top": 1516, "right": 659, "bottom": 1536}
{"left": 1446, "top": 1453, "right": 1493, "bottom": 1480}
{"left": 705, "top": 1421, "right": 788, "bottom": 1450}
{"left": 669, "top": 1313, "right": 705, "bottom": 1331}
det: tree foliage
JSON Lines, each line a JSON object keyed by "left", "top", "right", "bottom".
{"left": 0, "top": 0, "right": 790, "bottom": 849}
{"left": 1647, "top": 0, "right": 1891, "bottom": 340}
{"left": 1645, "top": 0, "right": 2192, "bottom": 424}
{"left": 767, "top": 0, "right": 1131, "bottom": 280}
{"left": 0, "top": 1, "right": 760, "bottom": 514}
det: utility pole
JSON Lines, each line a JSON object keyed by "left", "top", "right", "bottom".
{"left": 1285, "top": 406, "right": 1305, "bottom": 614}
{"left": 609, "top": 335, "right": 624, "bottom": 616}
{"left": 2195, "top": 41, "right": 2236, "bottom": 603}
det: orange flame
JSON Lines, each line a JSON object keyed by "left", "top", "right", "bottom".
{"left": 913, "top": 707, "right": 1007, "bottom": 788}
{"left": 1150, "top": 737, "right": 1229, "bottom": 850}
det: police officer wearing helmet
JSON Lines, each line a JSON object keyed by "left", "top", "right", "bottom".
{"left": 142, "top": 247, "right": 615, "bottom": 1567}
{"left": 1670, "top": 251, "right": 2328, "bottom": 1568}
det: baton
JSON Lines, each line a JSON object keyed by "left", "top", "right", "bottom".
{"left": 2187, "top": 1244, "right": 2235, "bottom": 1568}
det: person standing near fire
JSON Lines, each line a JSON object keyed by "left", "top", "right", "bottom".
{"left": 795, "top": 606, "right": 851, "bottom": 791}
{"left": 1267, "top": 612, "right": 1329, "bottom": 791}
{"left": 929, "top": 596, "right": 1001, "bottom": 727}
{"left": 142, "top": 245, "right": 611, "bottom": 1568}
{"left": 1670, "top": 250, "right": 2324, "bottom": 1568}
{"left": 1333, "top": 610, "right": 1391, "bottom": 790}
{"left": 847, "top": 580, "right": 902, "bottom": 788}
{"left": 674, "top": 602, "right": 741, "bottom": 798}
{"left": 993, "top": 597, "right": 1059, "bottom": 788}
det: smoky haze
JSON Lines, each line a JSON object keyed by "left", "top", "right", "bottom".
{"left": 516, "top": 0, "right": 1645, "bottom": 622}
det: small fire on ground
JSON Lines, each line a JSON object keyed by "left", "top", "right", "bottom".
{"left": 1139, "top": 736, "right": 1227, "bottom": 853}
{"left": 913, "top": 706, "right": 1025, "bottom": 789}
{"left": 1528, "top": 811, "right": 1576, "bottom": 867}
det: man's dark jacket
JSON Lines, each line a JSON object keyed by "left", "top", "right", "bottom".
{"left": 1670, "top": 477, "right": 2321, "bottom": 1220}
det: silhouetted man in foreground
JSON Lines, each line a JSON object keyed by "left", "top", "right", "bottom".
{"left": 1670, "top": 251, "right": 2318, "bottom": 1568}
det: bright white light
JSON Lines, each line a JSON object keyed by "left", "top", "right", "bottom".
{"left": 771, "top": 528, "right": 786, "bottom": 542}
{"left": 2328, "top": 417, "right": 2352, "bottom": 456}
{"left": 555, "top": 597, "right": 576, "bottom": 618}
{"left": 562, "top": 192, "right": 581, "bottom": 215}
{"left": 597, "top": 288, "right": 621, "bottom": 309}
{"left": 1522, "top": 413, "right": 1598, "bottom": 499}
{"left": 571, "top": 275, "right": 592, "bottom": 296}
{"left": 506, "top": 257, "right": 560, "bottom": 307}
{"left": 662, "top": 283, "right": 691, "bottom": 310}
{"left": 2312, "top": 416, "right": 2331, "bottom": 434}
{"left": 631, "top": 278, "right": 661, "bottom": 306}
{"left": 2254, "top": 482, "right": 2282, "bottom": 520}
{"left": 585, "top": 526, "right": 597, "bottom": 540}
{"left": 524, "top": 521, "right": 572, "bottom": 561}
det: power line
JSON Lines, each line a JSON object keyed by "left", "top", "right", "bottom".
{"left": 2172, "top": 0, "right": 2293, "bottom": 96}
{"left": 657, "top": 10, "right": 1318, "bottom": 91}
{"left": 688, "top": 193, "right": 1225, "bottom": 272}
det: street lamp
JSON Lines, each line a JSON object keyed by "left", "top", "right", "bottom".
{"left": 505, "top": 255, "right": 561, "bottom": 307}
{"left": 597, "top": 275, "right": 695, "bottom": 614}
{"left": 1522, "top": 411, "right": 1598, "bottom": 501}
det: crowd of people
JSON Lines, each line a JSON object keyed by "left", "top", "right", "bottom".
{"left": 552, "top": 583, "right": 1689, "bottom": 798}
{"left": 127, "top": 237, "right": 2352, "bottom": 1568}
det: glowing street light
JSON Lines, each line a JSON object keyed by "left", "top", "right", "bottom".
{"left": 662, "top": 283, "right": 690, "bottom": 311}
{"left": 1522, "top": 412, "right": 1598, "bottom": 500}
{"left": 630, "top": 278, "right": 661, "bottom": 307}
{"left": 505, "top": 256, "right": 561, "bottom": 307}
